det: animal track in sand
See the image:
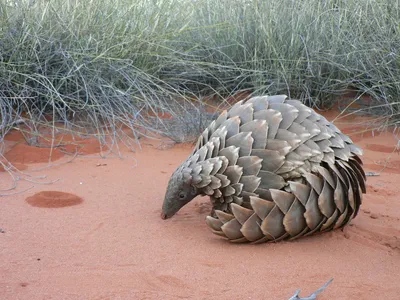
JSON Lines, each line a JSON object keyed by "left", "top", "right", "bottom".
{"left": 140, "top": 272, "right": 189, "bottom": 292}
{"left": 343, "top": 223, "right": 400, "bottom": 252}
{"left": 156, "top": 275, "right": 187, "bottom": 288}
{"left": 365, "top": 183, "right": 399, "bottom": 197}
{"left": 198, "top": 260, "right": 224, "bottom": 268}
{"left": 193, "top": 201, "right": 212, "bottom": 214}
{"left": 25, "top": 191, "right": 83, "bottom": 208}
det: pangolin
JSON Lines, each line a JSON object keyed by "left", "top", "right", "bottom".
{"left": 161, "top": 95, "right": 366, "bottom": 243}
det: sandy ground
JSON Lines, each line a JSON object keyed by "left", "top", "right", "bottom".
{"left": 1, "top": 109, "right": 400, "bottom": 300}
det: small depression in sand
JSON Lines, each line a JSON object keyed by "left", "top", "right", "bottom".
{"left": 4, "top": 130, "right": 25, "bottom": 142}
{"left": 4, "top": 129, "right": 104, "bottom": 163}
{"left": 25, "top": 191, "right": 83, "bottom": 208}
{"left": 4, "top": 143, "right": 65, "bottom": 164}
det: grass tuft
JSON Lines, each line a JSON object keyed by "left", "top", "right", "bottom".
{"left": 1, "top": 0, "right": 400, "bottom": 149}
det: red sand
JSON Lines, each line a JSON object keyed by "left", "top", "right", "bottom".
{"left": 4, "top": 143, "right": 65, "bottom": 164}
{"left": 1, "top": 110, "right": 400, "bottom": 300}
{"left": 25, "top": 191, "right": 84, "bottom": 208}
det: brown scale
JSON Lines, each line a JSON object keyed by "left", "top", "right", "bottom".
{"left": 161, "top": 95, "right": 366, "bottom": 244}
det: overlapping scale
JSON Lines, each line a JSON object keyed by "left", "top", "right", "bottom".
{"left": 167, "top": 94, "right": 366, "bottom": 243}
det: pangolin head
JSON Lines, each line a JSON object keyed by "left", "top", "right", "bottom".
{"left": 161, "top": 167, "right": 198, "bottom": 220}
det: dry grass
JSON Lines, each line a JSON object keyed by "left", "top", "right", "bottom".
{"left": 1, "top": 0, "right": 400, "bottom": 149}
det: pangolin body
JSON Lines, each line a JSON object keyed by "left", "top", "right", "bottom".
{"left": 161, "top": 95, "right": 366, "bottom": 244}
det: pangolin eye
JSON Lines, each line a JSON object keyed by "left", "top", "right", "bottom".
{"left": 178, "top": 192, "right": 186, "bottom": 199}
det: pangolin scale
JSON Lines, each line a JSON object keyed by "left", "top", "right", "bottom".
{"left": 161, "top": 95, "right": 366, "bottom": 244}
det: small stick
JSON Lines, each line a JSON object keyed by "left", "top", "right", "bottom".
{"left": 365, "top": 172, "right": 380, "bottom": 176}
{"left": 288, "top": 278, "right": 333, "bottom": 300}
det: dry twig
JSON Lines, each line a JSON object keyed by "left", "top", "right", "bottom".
{"left": 288, "top": 279, "right": 333, "bottom": 300}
